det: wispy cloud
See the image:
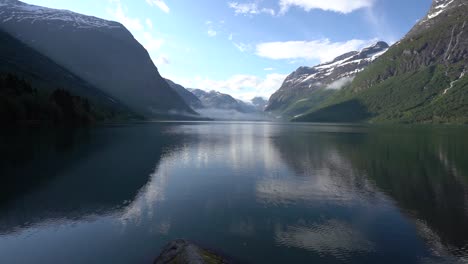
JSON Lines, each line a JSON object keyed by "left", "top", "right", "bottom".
{"left": 256, "top": 38, "right": 377, "bottom": 63}
{"left": 279, "top": 0, "right": 374, "bottom": 14}
{"left": 228, "top": 0, "right": 373, "bottom": 16}
{"left": 206, "top": 20, "right": 228, "bottom": 38}
{"left": 145, "top": 18, "right": 153, "bottom": 29}
{"left": 207, "top": 29, "right": 217, "bottom": 37}
{"left": 228, "top": 2, "right": 275, "bottom": 16}
{"left": 108, "top": 2, "right": 143, "bottom": 31}
{"left": 233, "top": 42, "right": 252, "bottom": 52}
{"left": 145, "top": 0, "right": 170, "bottom": 13}
{"left": 364, "top": 8, "right": 397, "bottom": 44}
{"left": 107, "top": 0, "right": 166, "bottom": 66}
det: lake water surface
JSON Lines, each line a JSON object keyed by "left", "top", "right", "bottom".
{"left": 1, "top": 122, "right": 468, "bottom": 264}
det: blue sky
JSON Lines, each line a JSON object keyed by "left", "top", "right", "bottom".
{"left": 23, "top": 0, "right": 432, "bottom": 100}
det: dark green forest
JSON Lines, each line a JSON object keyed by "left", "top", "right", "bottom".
{"left": 0, "top": 74, "right": 120, "bottom": 125}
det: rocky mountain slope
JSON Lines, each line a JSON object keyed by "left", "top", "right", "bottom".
{"left": 266, "top": 41, "right": 389, "bottom": 118}
{"left": 296, "top": 0, "right": 468, "bottom": 124}
{"left": 0, "top": 0, "right": 194, "bottom": 118}
{"left": 165, "top": 79, "right": 204, "bottom": 109}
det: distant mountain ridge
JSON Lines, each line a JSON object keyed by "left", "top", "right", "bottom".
{"left": 266, "top": 41, "right": 389, "bottom": 118}
{"left": 0, "top": 0, "right": 195, "bottom": 118}
{"left": 189, "top": 89, "right": 257, "bottom": 113}
{"left": 295, "top": 0, "right": 468, "bottom": 123}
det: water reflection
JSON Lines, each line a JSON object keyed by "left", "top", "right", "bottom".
{"left": 0, "top": 124, "right": 184, "bottom": 234}
{"left": 0, "top": 123, "right": 467, "bottom": 264}
{"left": 275, "top": 219, "right": 375, "bottom": 259}
{"left": 270, "top": 126, "right": 468, "bottom": 262}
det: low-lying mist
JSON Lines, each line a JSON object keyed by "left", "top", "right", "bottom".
{"left": 197, "top": 108, "right": 273, "bottom": 121}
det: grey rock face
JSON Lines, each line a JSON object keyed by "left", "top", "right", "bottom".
{"left": 0, "top": 0, "right": 194, "bottom": 117}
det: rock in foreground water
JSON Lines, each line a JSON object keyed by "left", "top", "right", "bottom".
{"left": 154, "top": 239, "right": 229, "bottom": 264}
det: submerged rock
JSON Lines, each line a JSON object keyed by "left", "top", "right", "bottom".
{"left": 154, "top": 239, "right": 229, "bottom": 264}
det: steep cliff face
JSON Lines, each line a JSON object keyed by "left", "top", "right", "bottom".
{"left": 0, "top": 0, "right": 194, "bottom": 117}
{"left": 296, "top": 0, "right": 468, "bottom": 124}
{"left": 266, "top": 42, "right": 388, "bottom": 117}
{"left": 165, "top": 79, "right": 204, "bottom": 109}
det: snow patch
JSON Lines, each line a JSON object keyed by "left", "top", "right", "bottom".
{"left": 426, "top": 0, "right": 455, "bottom": 20}
{"left": 0, "top": 0, "right": 121, "bottom": 29}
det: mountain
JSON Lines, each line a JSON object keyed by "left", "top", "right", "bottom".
{"left": 189, "top": 89, "right": 256, "bottom": 113}
{"left": 0, "top": 28, "right": 137, "bottom": 122}
{"left": 188, "top": 89, "right": 272, "bottom": 120}
{"left": 0, "top": 0, "right": 194, "bottom": 118}
{"left": 251, "top": 97, "right": 268, "bottom": 111}
{"left": 295, "top": 0, "right": 468, "bottom": 124}
{"left": 266, "top": 41, "right": 389, "bottom": 118}
{"left": 165, "top": 79, "right": 204, "bottom": 109}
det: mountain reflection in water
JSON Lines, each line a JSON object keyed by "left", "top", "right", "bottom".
{"left": 0, "top": 122, "right": 467, "bottom": 264}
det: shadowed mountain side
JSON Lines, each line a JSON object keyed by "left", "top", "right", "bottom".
{"left": 0, "top": 29, "right": 137, "bottom": 120}
{"left": 165, "top": 79, "right": 204, "bottom": 109}
{"left": 294, "top": 99, "right": 372, "bottom": 123}
{"left": 0, "top": 0, "right": 195, "bottom": 117}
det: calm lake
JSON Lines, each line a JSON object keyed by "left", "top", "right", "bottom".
{"left": 1, "top": 122, "right": 468, "bottom": 264}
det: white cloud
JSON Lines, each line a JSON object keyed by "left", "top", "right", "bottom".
{"left": 171, "top": 73, "right": 288, "bottom": 100}
{"left": 326, "top": 76, "right": 355, "bottom": 90}
{"left": 264, "top": 67, "right": 275, "bottom": 71}
{"left": 145, "top": 18, "right": 153, "bottom": 29}
{"left": 207, "top": 29, "right": 217, "bottom": 37}
{"left": 107, "top": 0, "right": 167, "bottom": 66}
{"left": 108, "top": 2, "right": 143, "bottom": 31}
{"left": 141, "top": 32, "right": 164, "bottom": 51}
{"left": 233, "top": 42, "right": 252, "bottom": 52}
{"left": 256, "top": 38, "right": 377, "bottom": 63}
{"left": 145, "top": 0, "right": 170, "bottom": 13}
{"left": 279, "top": 0, "right": 374, "bottom": 14}
{"left": 228, "top": 33, "right": 234, "bottom": 41}
{"left": 228, "top": 2, "right": 275, "bottom": 16}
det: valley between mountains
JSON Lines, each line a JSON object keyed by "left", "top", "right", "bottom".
{"left": 0, "top": 0, "right": 466, "bottom": 124}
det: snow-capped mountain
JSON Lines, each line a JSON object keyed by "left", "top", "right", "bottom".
{"left": 266, "top": 41, "right": 389, "bottom": 115}
{"left": 410, "top": 0, "right": 465, "bottom": 36}
{"left": 187, "top": 89, "right": 271, "bottom": 120}
{"left": 295, "top": 0, "right": 468, "bottom": 124}
{"left": 0, "top": 0, "right": 120, "bottom": 29}
{"left": 189, "top": 89, "right": 256, "bottom": 113}
{"left": 0, "top": 0, "right": 194, "bottom": 117}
